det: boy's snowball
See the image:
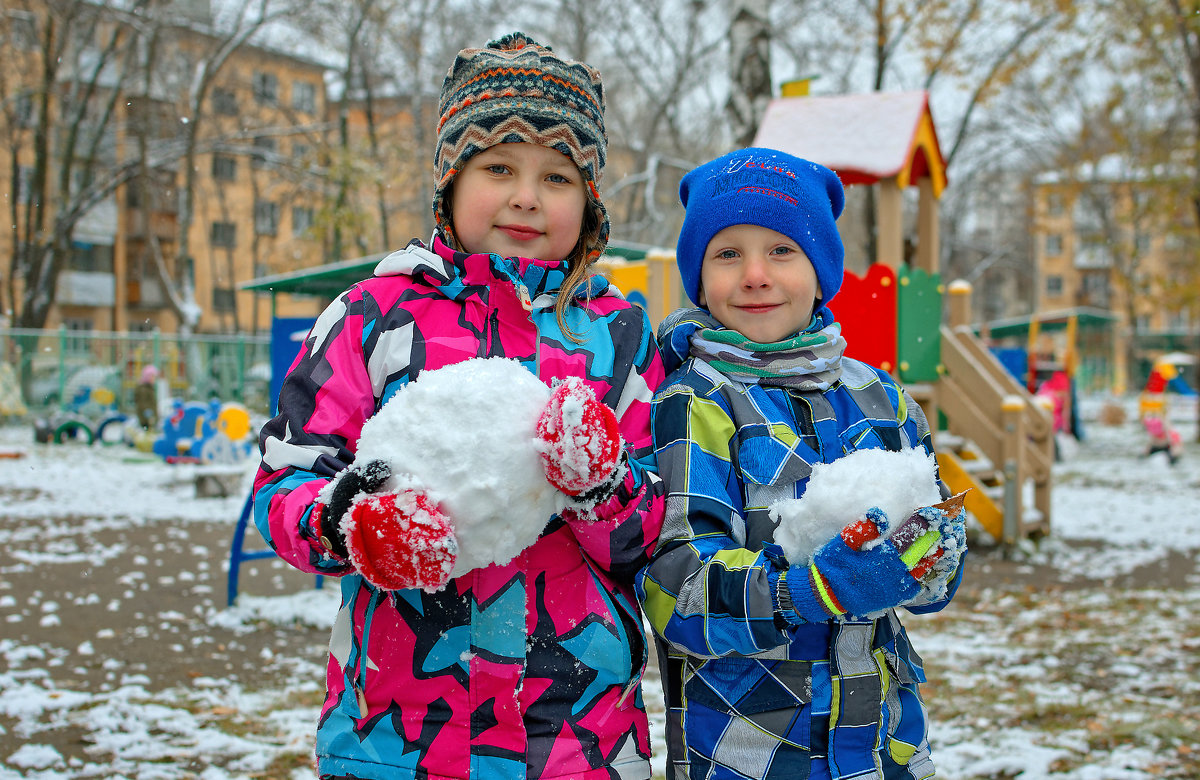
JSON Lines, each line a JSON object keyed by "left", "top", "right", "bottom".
{"left": 771, "top": 447, "right": 941, "bottom": 565}
{"left": 352, "top": 357, "right": 567, "bottom": 579}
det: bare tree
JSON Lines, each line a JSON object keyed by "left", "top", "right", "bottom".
{"left": 769, "top": 0, "right": 1076, "bottom": 268}
{"left": 592, "top": 0, "right": 726, "bottom": 246}
{"left": 1084, "top": 0, "right": 1200, "bottom": 432}
{"left": 727, "top": 0, "right": 772, "bottom": 147}
{"left": 2, "top": 1, "right": 154, "bottom": 334}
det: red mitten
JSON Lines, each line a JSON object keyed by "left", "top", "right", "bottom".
{"left": 535, "top": 377, "right": 623, "bottom": 497}
{"left": 343, "top": 489, "right": 458, "bottom": 592}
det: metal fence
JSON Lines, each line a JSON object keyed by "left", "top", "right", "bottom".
{"left": 1, "top": 327, "right": 272, "bottom": 417}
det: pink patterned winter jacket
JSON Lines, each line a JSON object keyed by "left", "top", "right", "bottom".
{"left": 253, "top": 237, "right": 666, "bottom": 780}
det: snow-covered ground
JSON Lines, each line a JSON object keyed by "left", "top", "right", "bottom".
{"left": 1, "top": 394, "right": 1198, "bottom": 779}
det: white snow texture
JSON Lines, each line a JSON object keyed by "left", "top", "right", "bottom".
{"left": 771, "top": 447, "right": 942, "bottom": 565}
{"left": 352, "top": 357, "right": 569, "bottom": 579}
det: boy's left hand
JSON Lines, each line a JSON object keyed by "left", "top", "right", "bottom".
{"left": 842, "top": 493, "right": 968, "bottom": 583}
{"left": 535, "top": 377, "right": 624, "bottom": 501}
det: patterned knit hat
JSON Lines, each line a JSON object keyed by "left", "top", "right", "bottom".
{"left": 676, "top": 148, "right": 846, "bottom": 307}
{"left": 433, "top": 32, "right": 609, "bottom": 264}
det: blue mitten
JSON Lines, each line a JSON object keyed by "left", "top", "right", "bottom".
{"left": 777, "top": 508, "right": 928, "bottom": 622}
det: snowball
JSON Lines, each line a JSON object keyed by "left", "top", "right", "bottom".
{"left": 351, "top": 357, "right": 567, "bottom": 579}
{"left": 771, "top": 447, "right": 941, "bottom": 565}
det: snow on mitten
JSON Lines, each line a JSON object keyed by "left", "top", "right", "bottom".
{"left": 838, "top": 493, "right": 967, "bottom": 602}
{"left": 314, "top": 459, "right": 393, "bottom": 559}
{"left": 777, "top": 525, "right": 923, "bottom": 622}
{"left": 535, "top": 377, "right": 624, "bottom": 501}
{"left": 343, "top": 489, "right": 458, "bottom": 592}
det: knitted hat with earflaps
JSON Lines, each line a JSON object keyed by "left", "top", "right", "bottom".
{"left": 433, "top": 32, "right": 609, "bottom": 264}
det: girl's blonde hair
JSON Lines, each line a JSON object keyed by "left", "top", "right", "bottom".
{"left": 554, "top": 205, "right": 604, "bottom": 343}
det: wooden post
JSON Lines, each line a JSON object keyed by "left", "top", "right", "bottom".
{"left": 1001, "top": 394, "right": 1027, "bottom": 549}
{"left": 876, "top": 178, "right": 904, "bottom": 269}
{"left": 947, "top": 280, "right": 972, "bottom": 329}
{"left": 916, "top": 177, "right": 939, "bottom": 275}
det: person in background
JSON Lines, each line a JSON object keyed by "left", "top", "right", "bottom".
{"left": 134, "top": 365, "right": 159, "bottom": 431}
{"left": 638, "top": 148, "right": 967, "bottom": 780}
{"left": 253, "top": 32, "right": 665, "bottom": 780}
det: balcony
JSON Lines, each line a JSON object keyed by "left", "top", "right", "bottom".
{"left": 127, "top": 277, "right": 169, "bottom": 309}
{"left": 123, "top": 210, "right": 177, "bottom": 240}
{"left": 56, "top": 271, "right": 116, "bottom": 307}
{"left": 1073, "top": 246, "right": 1113, "bottom": 270}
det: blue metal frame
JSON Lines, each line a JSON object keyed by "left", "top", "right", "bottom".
{"left": 227, "top": 491, "right": 323, "bottom": 606}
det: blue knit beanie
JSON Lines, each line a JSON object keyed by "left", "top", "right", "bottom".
{"left": 676, "top": 148, "right": 845, "bottom": 307}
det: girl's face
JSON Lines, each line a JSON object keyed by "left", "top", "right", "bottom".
{"left": 450, "top": 143, "right": 586, "bottom": 262}
{"left": 699, "top": 224, "right": 820, "bottom": 343}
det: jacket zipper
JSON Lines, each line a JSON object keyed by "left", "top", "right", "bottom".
{"left": 351, "top": 589, "right": 384, "bottom": 718}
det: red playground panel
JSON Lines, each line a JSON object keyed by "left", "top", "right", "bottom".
{"left": 830, "top": 263, "right": 898, "bottom": 374}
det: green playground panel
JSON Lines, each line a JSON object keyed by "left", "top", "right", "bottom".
{"left": 897, "top": 267, "right": 942, "bottom": 383}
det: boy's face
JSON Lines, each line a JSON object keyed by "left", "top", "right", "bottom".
{"left": 450, "top": 143, "right": 586, "bottom": 262}
{"left": 699, "top": 224, "right": 820, "bottom": 343}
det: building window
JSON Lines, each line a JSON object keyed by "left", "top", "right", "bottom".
{"left": 63, "top": 318, "right": 93, "bottom": 355}
{"left": 1045, "top": 275, "right": 1063, "bottom": 297}
{"left": 253, "top": 71, "right": 278, "bottom": 105}
{"left": 1081, "top": 271, "right": 1110, "bottom": 305}
{"left": 1044, "top": 234, "right": 1062, "bottom": 256}
{"left": 292, "top": 206, "right": 314, "bottom": 237}
{"left": 14, "top": 92, "right": 35, "bottom": 128}
{"left": 211, "top": 221, "right": 236, "bottom": 248}
{"left": 213, "top": 287, "right": 237, "bottom": 312}
{"left": 212, "top": 87, "right": 238, "bottom": 116}
{"left": 1167, "top": 309, "right": 1192, "bottom": 330}
{"left": 254, "top": 200, "right": 279, "bottom": 236}
{"left": 1134, "top": 232, "right": 1151, "bottom": 255}
{"left": 68, "top": 242, "right": 114, "bottom": 273}
{"left": 1046, "top": 192, "right": 1065, "bottom": 217}
{"left": 251, "top": 136, "right": 277, "bottom": 169}
{"left": 292, "top": 141, "right": 309, "bottom": 162}
{"left": 292, "top": 81, "right": 316, "bottom": 114}
{"left": 8, "top": 12, "right": 37, "bottom": 50}
{"left": 212, "top": 154, "right": 237, "bottom": 181}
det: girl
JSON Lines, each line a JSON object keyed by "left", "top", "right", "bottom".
{"left": 254, "top": 33, "right": 665, "bottom": 780}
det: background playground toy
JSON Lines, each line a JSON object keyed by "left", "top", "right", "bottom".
{"left": 1139, "top": 352, "right": 1197, "bottom": 419}
{"left": 152, "top": 398, "right": 256, "bottom": 464}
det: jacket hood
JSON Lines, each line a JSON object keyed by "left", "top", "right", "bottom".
{"left": 374, "top": 236, "right": 617, "bottom": 310}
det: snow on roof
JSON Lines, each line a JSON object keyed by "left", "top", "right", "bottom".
{"left": 753, "top": 90, "right": 946, "bottom": 193}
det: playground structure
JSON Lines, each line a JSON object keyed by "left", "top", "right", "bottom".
{"left": 1139, "top": 352, "right": 1198, "bottom": 419}
{"left": 754, "top": 87, "right": 1053, "bottom": 545}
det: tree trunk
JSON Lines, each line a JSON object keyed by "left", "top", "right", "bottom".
{"left": 726, "top": 0, "right": 772, "bottom": 147}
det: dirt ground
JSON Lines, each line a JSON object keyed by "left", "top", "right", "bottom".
{"left": 2, "top": 509, "right": 1196, "bottom": 770}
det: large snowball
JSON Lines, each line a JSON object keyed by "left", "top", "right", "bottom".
{"left": 771, "top": 447, "right": 941, "bottom": 565}
{"left": 353, "top": 357, "right": 567, "bottom": 578}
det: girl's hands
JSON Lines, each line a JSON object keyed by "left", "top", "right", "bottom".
{"left": 316, "top": 459, "right": 458, "bottom": 591}
{"left": 535, "top": 377, "right": 624, "bottom": 502}
{"left": 344, "top": 489, "right": 458, "bottom": 592}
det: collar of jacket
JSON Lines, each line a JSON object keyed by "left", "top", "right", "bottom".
{"left": 655, "top": 305, "right": 839, "bottom": 376}
{"left": 373, "top": 236, "right": 614, "bottom": 311}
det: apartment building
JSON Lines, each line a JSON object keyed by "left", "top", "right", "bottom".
{"left": 2, "top": 0, "right": 431, "bottom": 338}
{"left": 1032, "top": 156, "right": 1198, "bottom": 381}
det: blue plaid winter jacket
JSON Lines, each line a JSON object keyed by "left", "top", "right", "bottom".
{"left": 636, "top": 309, "right": 962, "bottom": 780}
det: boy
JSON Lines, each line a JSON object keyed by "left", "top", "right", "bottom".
{"left": 637, "top": 148, "right": 966, "bottom": 780}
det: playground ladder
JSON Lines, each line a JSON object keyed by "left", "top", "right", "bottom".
{"left": 919, "top": 323, "right": 1054, "bottom": 544}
